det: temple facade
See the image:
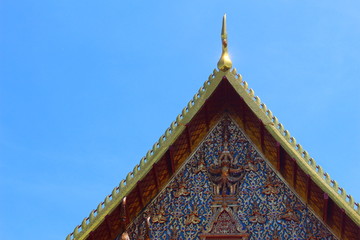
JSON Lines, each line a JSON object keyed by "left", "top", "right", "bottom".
{"left": 126, "top": 117, "right": 337, "bottom": 239}
{"left": 67, "top": 15, "right": 360, "bottom": 240}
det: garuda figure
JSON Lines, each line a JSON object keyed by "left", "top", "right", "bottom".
{"left": 208, "top": 139, "right": 245, "bottom": 196}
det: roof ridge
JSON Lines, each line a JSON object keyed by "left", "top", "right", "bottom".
{"left": 66, "top": 68, "right": 360, "bottom": 240}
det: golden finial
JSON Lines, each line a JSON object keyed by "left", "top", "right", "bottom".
{"left": 217, "top": 14, "right": 232, "bottom": 72}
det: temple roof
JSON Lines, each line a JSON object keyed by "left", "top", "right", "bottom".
{"left": 66, "top": 15, "right": 360, "bottom": 240}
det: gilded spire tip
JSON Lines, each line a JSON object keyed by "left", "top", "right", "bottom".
{"left": 221, "top": 14, "right": 227, "bottom": 38}
{"left": 217, "top": 14, "right": 232, "bottom": 72}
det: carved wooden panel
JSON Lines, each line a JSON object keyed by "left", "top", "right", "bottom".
{"left": 125, "top": 116, "right": 337, "bottom": 240}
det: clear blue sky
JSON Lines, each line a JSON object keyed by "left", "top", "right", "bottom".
{"left": 1, "top": 1, "right": 359, "bottom": 239}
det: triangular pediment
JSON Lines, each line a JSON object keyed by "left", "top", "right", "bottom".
{"left": 126, "top": 116, "right": 337, "bottom": 239}
{"left": 65, "top": 15, "right": 360, "bottom": 240}
{"left": 67, "top": 71, "right": 360, "bottom": 240}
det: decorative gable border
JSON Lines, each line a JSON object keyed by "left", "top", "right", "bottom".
{"left": 67, "top": 69, "right": 359, "bottom": 240}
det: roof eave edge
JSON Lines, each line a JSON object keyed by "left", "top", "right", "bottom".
{"left": 67, "top": 69, "right": 227, "bottom": 240}
{"left": 225, "top": 70, "right": 360, "bottom": 226}
{"left": 68, "top": 67, "right": 360, "bottom": 240}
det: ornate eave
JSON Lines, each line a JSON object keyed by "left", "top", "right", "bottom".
{"left": 67, "top": 69, "right": 360, "bottom": 240}
{"left": 66, "top": 68, "right": 230, "bottom": 240}
{"left": 66, "top": 16, "right": 360, "bottom": 240}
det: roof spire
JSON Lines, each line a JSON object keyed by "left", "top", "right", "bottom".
{"left": 217, "top": 14, "right": 232, "bottom": 72}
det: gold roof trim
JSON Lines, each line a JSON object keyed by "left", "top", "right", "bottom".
{"left": 66, "top": 69, "right": 227, "bottom": 240}
{"left": 66, "top": 17, "right": 359, "bottom": 239}
{"left": 67, "top": 68, "right": 360, "bottom": 240}
{"left": 226, "top": 70, "right": 360, "bottom": 225}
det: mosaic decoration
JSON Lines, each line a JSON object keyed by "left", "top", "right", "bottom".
{"left": 126, "top": 116, "right": 336, "bottom": 240}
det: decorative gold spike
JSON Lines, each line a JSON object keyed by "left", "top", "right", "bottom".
{"left": 217, "top": 14, "right": 232, "bottom": 72}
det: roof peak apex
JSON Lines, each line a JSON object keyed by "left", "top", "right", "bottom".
{"left": 217, "top": 14, "right": 233, "bottom": 72}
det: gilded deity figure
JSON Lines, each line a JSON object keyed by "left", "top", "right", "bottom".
{"left": 173, "top": 182, "right": 190, "bottom": 198}
{"left": 243, "top": 159, "right": 258, "bottom": 172}
{"left": 279, "top": 203, "right": 299, "bottom": 222}
{"left": 208, "top": 140, "right": 244, "bottom": 196}
{"left": 262, "top": 175, "right": 280, "bottom": 195}
{"left": 152, "top": 207, "right": 167, "bottom": 224}
{"left": 249, "top": 205, "right": 266, "bottom": 224}
{"left": 185, "top": 206, "right": 201, "bottom": 225}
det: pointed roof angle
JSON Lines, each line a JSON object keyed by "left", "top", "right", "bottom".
{"left": 66, "top": 15, "right": 360, "bottom": 240}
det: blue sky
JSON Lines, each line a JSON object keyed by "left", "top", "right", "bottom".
{"left": 1, "top": 1, "right": 359, "bottom": 239}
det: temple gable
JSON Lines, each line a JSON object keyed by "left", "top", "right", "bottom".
{"left": 126, "top": 116, "right": 336, "bottom": 240}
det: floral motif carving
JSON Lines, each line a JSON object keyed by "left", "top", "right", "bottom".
{"left": 126, "top": 116, "right": 337, "bottom": 240}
